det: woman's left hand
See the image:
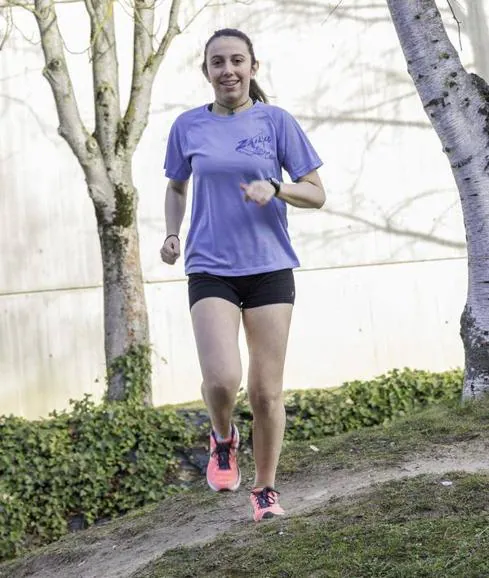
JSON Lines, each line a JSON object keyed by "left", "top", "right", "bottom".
{"left": 240, "top": 180, "right": 276, "bottom": 206}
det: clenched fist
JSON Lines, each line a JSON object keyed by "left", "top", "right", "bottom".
{"left": 240, "top": 180, "right": 276, "bottom": 206}
{"left": 160, "top": 235, "right": 180, "bottom": 265}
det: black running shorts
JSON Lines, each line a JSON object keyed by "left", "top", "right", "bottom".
{"left": 188, "top": 269, "right": 295, "bottom": 310}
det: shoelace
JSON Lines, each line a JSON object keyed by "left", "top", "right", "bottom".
{"left": 252, "top": 487, "right": 279, "bottom": 509}
{"left": 212, "top": 441, "right": 232, "bottom": 470}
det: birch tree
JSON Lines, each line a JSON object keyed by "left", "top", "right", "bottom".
{"left": 0, "top": 0, "right": 199, "bottom": 403}
{"left": 386, "top": 0, "right": 489, "bottom": 400}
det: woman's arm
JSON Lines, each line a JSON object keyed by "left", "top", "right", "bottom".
{"left": 240, "top": 169, "right": 325, "bottom": 209}
{"left": 161, "top": 178, "right": 189, "bottom": 265}
{"left": 165, "top": 178, "right": 189, "bottom": 236}
{"left": 277, "top": 170, "right": 325, "bottom": 209}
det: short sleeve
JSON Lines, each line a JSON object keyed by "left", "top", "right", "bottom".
{"left": 164, "top": 117, "right": 192, "bottom": 181}
{"left": 277, "top": 110, "right": 323, "bottom": 182}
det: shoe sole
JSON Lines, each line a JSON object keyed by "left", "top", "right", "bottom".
{"left": 207, "top": 468, "right": 241, "bottom": 492}
{"left": 255, "top": 511, "right": 285, "bottom": 522}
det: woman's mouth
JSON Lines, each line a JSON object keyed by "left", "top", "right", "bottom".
{"left": 220, "top": 80, "right": 239, "bottom": 88}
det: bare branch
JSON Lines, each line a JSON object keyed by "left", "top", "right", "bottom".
{"left": 84, "top": 0, "right": 121, "bottom": 164}
{"left": 153, "top": 0, "right": 180, "bottom": 65}
{"left": 33, "top": 0, "right": 89, "bottom": 158}
{"left": 0, "top": 0, "right": 83, "bottom": 7}
{"left": 0, "top": 92, "right": 54, "bottom": 137}
{"left": 119, "top": 0, "right": 181, "bottom": 154}
{"left": 321, "top": 0, "right": 344, "bottom": 25}
{"left": 0, "top": 6, "right": 13, "bottom": 49}
{"left": 180, "top": 0, "right": 210, "bottom": 34}
{"left": 32, "top": 0, "right": 115, "bottom": 219}
{"left": 447, "top": 0, "right": 463, "bottom": 50}
{"left": 126, "top": 0, "right": 155, "bottom": 134}
{"left": 323, "top": 207, "right": 466, "bottom": 250}
{"left": 296, "top": 113, "right": 431, "bottom": 131}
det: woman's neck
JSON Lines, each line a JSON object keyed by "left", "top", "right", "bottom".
{"left": 212, "top": 97, "right": 253, "bottom": 116}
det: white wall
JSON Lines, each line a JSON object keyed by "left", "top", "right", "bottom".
{"left": 1, "top": 1, "right": 483, "bottom": 418}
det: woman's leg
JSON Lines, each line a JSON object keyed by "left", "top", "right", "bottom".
{"left": 242, "top": 303, "right": 293, "bottom": 489}
{"left": 191, "top": 297, "right": 242, "bottom": 438}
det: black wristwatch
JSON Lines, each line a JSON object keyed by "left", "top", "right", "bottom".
{"left": 267, "top": 177, "right": 281, "bottom": 196}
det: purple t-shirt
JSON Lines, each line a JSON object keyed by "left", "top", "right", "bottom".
{"left": 164, "top": 101, "right": 322, "bottom": 276}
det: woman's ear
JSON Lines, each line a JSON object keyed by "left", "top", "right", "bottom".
{"left": 251, "top": 60, "right": 260, "bottom": 78}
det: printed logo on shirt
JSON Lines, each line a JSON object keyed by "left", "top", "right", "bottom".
{"left": 235, "top": 132, "right": 274, "bottom": 159}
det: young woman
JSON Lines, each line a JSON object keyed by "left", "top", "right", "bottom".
{"left": 161, "top": 28, "right": 325, "bottom": 522}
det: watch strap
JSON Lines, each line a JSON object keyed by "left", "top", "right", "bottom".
{"left": 267, "top": 178, "right": 281, "bottom": 196}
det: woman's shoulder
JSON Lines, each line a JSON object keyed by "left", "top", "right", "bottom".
{"left": 171, "top": 105, "right": 208, "bottom": 127}
{"left": 254, "top": 101, "right": 296, "bottom": 123}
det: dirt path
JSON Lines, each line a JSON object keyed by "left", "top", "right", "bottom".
{"left": 4, "top": 441, "right": 488, "bottom": 578}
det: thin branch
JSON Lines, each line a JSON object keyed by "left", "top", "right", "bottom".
{"left": 447, "top": 0, "right": 463, "bottom": 51}
{"left": 323, "top": 207, "right": 466, "bottom": 249}
{"left": 3, "top": 0, "right": 91, "bottom": 55}
{"left": 296, "top": 113, "right": 431, "bottom": 130}
{"left": 0, "top": 0, "right": 36, "bottom": 11}
{"left": 132, "top": 0, "right": 155, "bottom": 107}
{"left": 153, "top": 0, "right": 181, "bottom": 63}
{"left": 115, "top": 0, "right": 157, "bottom": 156}
{"left": 0, "top": 6, "right": 13, "bottom": 49}
{"left": 180, "top": 0, "right": 211, "bottom": 34}
{"left": 84, "top": 0, "right": 121, "bottom": 163}
{"left": 321, "top": 0, "right": 344, "bottom": 25}
{"left": 0, "top": 92, "right": 54, "bottom": 137}
{"left": 0, "top": 0, "right": 82, "bottom": 7}
{"left": 119, "top": 0, "right": 181, "bottom": 154}
{"left": 118, "top": 0, "right": 153, "bottom": 43}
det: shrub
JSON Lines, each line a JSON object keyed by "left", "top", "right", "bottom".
{"left": 0, "top": 368, "right": 463, "bottom": 561}
{"left": 0, "top": 396, "right": 192, "bottom": 560}
{"left": 281, "top": 367, "right": 463, "bottom": 440}
{"left": 0, "top": 488, "right": 27, "bottom": 561}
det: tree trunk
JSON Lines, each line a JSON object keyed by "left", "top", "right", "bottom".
{"left": 32, "top": 0, "right": 184, "bottom": 404}
{"left": 386, "top": 0, "right": 489, "bottom": 400}
{"left": 97, "top": 178, "right": 151, "bottom": 403}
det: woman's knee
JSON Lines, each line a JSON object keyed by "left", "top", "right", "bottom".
{"left": 202, "top": 370, "right": 242, "bottom": 401}
{"left": 248, "top": 385, "right": 284, "bottom": 415}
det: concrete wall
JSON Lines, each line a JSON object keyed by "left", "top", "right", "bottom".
{"left": 1, "top": 0, "right": 484, "bottom": 418}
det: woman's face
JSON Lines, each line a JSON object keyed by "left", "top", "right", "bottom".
{"left": 204, "top": 36, "right": 258, "bottom": 106}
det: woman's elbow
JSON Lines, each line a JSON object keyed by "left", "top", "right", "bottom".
{"left": 314, "top": 187, "right": 326, "bottom": 209}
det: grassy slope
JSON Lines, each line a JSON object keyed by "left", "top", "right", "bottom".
{"left": 135, "top": 472, "right": 489, "bottom": 578}
{"left": 2, "top": 399, "right": 489, "bottom": 578}
{"left": 132, "top": 400, "right": 489, "bottom": 577}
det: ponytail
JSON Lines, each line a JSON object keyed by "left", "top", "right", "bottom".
{"left": 249, "top": 78, "right": 268, "bottom": 104}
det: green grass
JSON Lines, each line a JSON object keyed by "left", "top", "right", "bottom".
{"left": 278, "top": 399, "right": 489, "bottom": 477}
{"left": 134, "top": 473, "right": 489, "bottom": 578}
{"left": 132, "top": 399, "right": 489, "bottom": 577}
{"left": 2, "top": 398, "right": 489, "bottom": 578}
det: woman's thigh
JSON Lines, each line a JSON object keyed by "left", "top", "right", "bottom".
{"left": 190, "top": 297, "right": 242, "bottom": 386}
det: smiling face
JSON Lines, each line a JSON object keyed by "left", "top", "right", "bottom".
{"left": 204, "top": 36, "right": 259, "bottom": 107}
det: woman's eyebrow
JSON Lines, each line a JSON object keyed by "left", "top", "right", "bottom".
{"left": 210, "top": 52, "right": 246, "bottom": 59}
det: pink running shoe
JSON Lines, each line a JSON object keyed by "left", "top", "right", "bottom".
{"left": 250, "top": 487, "right": 285, "bottom": 521}
{"left": 206, "top": 425, "right": 241, "bottom": 492}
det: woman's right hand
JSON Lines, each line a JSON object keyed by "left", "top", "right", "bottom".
{"left": 160, "top": 235, "right": 180, "bottom": 265}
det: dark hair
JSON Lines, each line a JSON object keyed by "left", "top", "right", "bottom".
{"left": 201, "top": 28, "right": 269, "bottom": 104}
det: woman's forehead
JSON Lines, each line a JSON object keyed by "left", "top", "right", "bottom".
{"left": 206, "top": 36, "right": 249, "bottom": 58}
